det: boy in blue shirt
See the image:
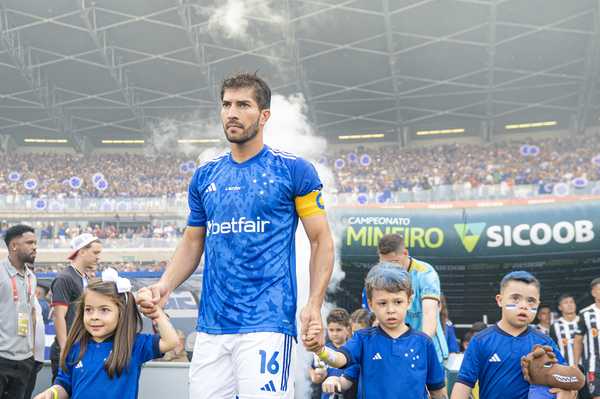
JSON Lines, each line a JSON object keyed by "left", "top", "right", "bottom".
{"left": 303, "top": 263, "right": 447, "bottom": 399}
{"left": 451, "top": 271, "right": 577, "bottom": 399}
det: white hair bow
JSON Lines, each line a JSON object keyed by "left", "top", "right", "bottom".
{"left": 101, "top": 267, "right": 132, "bottom": 294}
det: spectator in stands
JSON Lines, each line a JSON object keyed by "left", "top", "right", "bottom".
{"left": 50, "top": 233, "right": 102, "bottom": 381}
{"left": 0, "top": 224, "right": 38, "bottom": 399}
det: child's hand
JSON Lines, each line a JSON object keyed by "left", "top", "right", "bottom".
{"left": 322, "top": 376, "right": 342, "bottom": 394}
{"left": 33, "top": 389, "right": 56, "bottom": 399}
{"left": 302, "top": 321, "right": 323, "bottom": 352}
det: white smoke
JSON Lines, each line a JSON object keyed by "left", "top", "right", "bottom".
{"left": 262, "top": 94, "right": 345, "bottom": 398}
{"left": 206, "top": 0, "right": 284, "bottom": 41}
{"left": 147, "top": 113, "right": 224, "bottom": 158}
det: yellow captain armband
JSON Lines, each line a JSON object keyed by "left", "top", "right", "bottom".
{"left": 295, "top": 190, "right": 326, "bottom": 218}
{"left": 50, "top": 386, "right": 59, "bottom": 399}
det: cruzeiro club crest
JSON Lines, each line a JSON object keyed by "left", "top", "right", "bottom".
{"left": 454, "top": 223, "right": 486, "bottom": 253}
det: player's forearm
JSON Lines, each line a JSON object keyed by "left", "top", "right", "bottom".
{"left": 160, "top": 230, "right": 204, "bottom": 291}
{"left": 430, "top": 387, "right": 448, "bottom": 399}
{"left": 307, "top": 231, "right": 334, "bottom": 306}
{"left": 421, "top": 299, "right": 439, "bottom": 337}
{"left": 450, "top": 382, "right": 472, "bottom": 399}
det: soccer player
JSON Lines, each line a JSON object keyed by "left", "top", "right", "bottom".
{"left": 451, "top": 271, "right": 575, "bottom": 399}
{"left": 138, "top": 72, "right": 334, "bottom": 399}
{"left": 550, "top": 294, "right": 579, "bottom": 367}
{"left": 574, "top": 278, "right": 600, "bottom": 399}
{"left": 361, "top": 233, "right": 448, "bottom": 364}
{"left": 305, "top": 263, "right": 447, "bottom": 399}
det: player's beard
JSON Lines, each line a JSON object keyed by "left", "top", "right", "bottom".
{"left": 223, "top": 118, "right": 260, "bottom": 145}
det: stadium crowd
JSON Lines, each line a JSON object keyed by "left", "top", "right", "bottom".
{"left": 0, "top": 221, "right": 184, "bottom": 242}
{"left": 1, "top": 135, "right": 599, "bottom": 198}
{"left": 0, "top": 153, "right": 193, "bottom": 197}
{"left": 330, "top": 135, "right": 600, "bottom": 194}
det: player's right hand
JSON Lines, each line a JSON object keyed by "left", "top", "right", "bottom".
{"left": 302, "top": 321, "right": 323, "bottom": 352}
{"left": 322, "top": 376, "right": 342, "bottom": 394}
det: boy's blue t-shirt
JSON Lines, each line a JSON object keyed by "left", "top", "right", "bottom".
{"left": 56, "top": 333, "right": 162, "bottom": 399}
{"left": 339, "top": 326, "right": 445, "bottom": 399}
{"left": 456, "top": 325, "right": 566, "bottom": 399}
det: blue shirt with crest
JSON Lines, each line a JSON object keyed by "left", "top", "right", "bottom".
{"left": 339, "top": 326, "right": 445, "bottom": 398}
{"left": 456, "top": 325, "right": 565, "bottom": 399}
{"left": 187, "top": 145, "right": 323, "bottom": 337}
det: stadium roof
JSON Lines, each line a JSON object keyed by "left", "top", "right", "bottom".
{"left": 0, "top": 0, "right": 599, "bottom": 149}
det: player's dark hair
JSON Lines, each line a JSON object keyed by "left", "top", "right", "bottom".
{"left": 500, "top": 270, "right": 540, "bottom": 292}
{"left": 3, "top": 224, "right": 35, "bottom": 247}
{"left": 591, "top": 278, "right": 600, "bottom": 289}
{"left": 538, "top": 304, "right": 551, "bottom": 311}
{"left": 377, "top": 234, "right": 404, "bottom": 255}
{"left": 326, "top": 308, "right": 351, "bottom": 328}
{"left": 365, "top": 262, "right": 412, "bottom": 300}
{"left": 220, "top": 72, "right": 271, "bottom": 110}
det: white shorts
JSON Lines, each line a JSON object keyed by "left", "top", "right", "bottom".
{"left": 189, "top": 332, "right": 296, "bottom": 399}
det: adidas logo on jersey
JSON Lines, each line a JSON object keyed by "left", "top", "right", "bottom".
{"left": 260, "top": 380, "right": 277, "bottom": 392}
{"left": 372, "top": 352, "right": 383, "bottom": 360}
{"left": 204, "top": 183, "right": 217, "bottom": 193}
{"left": 75, "top": 361, "right": 83, "bottom": 369}
{"left": 489, "top": 353, "right": 501, "bottom": 362}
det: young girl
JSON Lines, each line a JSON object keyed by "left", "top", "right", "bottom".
{"left": 34, "top": 268, "right": 178, "bottom": 399}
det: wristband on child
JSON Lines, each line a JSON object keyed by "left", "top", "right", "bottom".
{"left": 50, "top": 386, "right": 59, "bottom": 399}
{"left": 317, "top": 346, "right": 337, "bottom": 364}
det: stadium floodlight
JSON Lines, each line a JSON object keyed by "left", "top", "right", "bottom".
{"left": 415, "top": 128, "right": 465, "bottom": 136}
{"left": 505, "top": 121, "right": 557, "bottom": 130}
{"left": 24, "top": 138, "right": 69, "bottom": 143}
{"left": 101, "top": 139, "right": 145, "bottom": 144}
{"left": 338, "top": 133, "right": 386, "bottom": 140}
{"left": 177, "top": 139, "right": 221, "bottom": 144}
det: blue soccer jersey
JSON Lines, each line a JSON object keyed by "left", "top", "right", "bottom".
{"left": 187, "top": 145, "right": 325, "bottom": 337}
{"left": 456, "top": 325, "right": 566, "bottom": 399}
{"left": 55, "top": 334, "right": 162, "bottom": 399}
{"left": 361, "top": 257, "right": 449, "bottom": 363}
{"left": 339, "top": 326, "right": 445, "bottom": 399}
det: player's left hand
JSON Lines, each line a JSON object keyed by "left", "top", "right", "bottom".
{"left": 549, "top": 388, "right": 577, "bottom": 399}
{"left": 300, "top": 303, "right": 324, "bottom": 350}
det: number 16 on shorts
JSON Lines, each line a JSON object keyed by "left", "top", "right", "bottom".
{"left": 252, "top": 334, "right": 295, "bottom": 398}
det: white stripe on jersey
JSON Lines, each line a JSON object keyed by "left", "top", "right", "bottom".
{"left": 268, "top": 149, "right": 297, "bottom": 160}
{"left": 581, "top": 305, "right": 600, "bottom": 372}
{"left": 552, "top": 317, "right": 579, "bottom": 366}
